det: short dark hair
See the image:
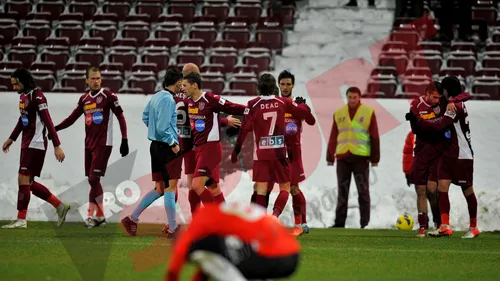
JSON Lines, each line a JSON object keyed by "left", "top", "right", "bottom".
{"left": 163, "top": 68, "right": 183, "bottom": 88}
{"left": 86, "top": 66, "right": 100, "bottom": 78}
{"left": 425, "top": 81, "right": 443, "bottom": 95}
{"left": 346, "top": 87, "right": 361, "bottom": 96}
{"left": 441, "top": 76, "right": 462, "bottom": 97}
{"left": 278, "top": 70, "right": 295, "bottom": 84}
{"left": 11, "top": 68, "right": 36, "bottom": 92}
{"left": 258, "top": 73, "right": 277, "bottom": 96}
{"left": 183, "top": 72, "right": 202, "bottom": 89}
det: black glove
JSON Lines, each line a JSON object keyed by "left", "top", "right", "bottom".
{"left": 405, "top": 111, "right": 416, "bottom": 122}
{"left": 225, "top": 126, "right": 240, "bottom": 138}
{"left": 295, "top": 96, "right": 306, "bottom": 104}
{"left": 405, "top": 174, "right": 411, "bottom": 187}
{"left": 55, "top": 125, "right": 60, "bottom": 132}
{"left": 120, "top": 138, "right": 129, "bottom": 157}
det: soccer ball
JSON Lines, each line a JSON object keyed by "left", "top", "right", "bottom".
{"left": 396, "top": 215, "right": 414, "bottom": 230}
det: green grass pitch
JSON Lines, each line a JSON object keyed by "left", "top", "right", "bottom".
{"left": 1, "top": 221, "right": 499, "bottom": 281}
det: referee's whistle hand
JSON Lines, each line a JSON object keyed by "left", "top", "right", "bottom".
{"left": 172, "top": 145, "right": 180, "bottom": 154}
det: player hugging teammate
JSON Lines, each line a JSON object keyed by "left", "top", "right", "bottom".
{"left": 406, "top": 76, "right": 479, "bottom": 238}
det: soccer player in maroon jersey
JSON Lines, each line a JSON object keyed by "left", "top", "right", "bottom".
{"left": 231, "top": 73, "right": 314, "bottom": 219}
{"left": 411, "top": 76, "right": 478, "bottom": 238}
{"left": 2, "top": 69, "right": 70, "bottom": 229}
{"left": 54, "top": 67, "right": 128, "bottom": 228}
{"left": 406, "top": 81, "right": 470, "bottom": 237}
{"left": 182, "top": 73, "right": 247, "bottom": 209}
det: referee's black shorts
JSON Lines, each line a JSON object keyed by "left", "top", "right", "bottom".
{"left": 188, "top": 234, "right": 299, "bottom": 280}
{"left": 150, "top": 141, "right": 180, "bottom": 183}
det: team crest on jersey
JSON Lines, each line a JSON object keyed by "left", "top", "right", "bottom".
{"left": 96, "top": 96, "right": 103, "bottom": 104}
{"left": 199, "top": 102, "right": 205, "bottom": 110}
{"left": 433, "top": 106, "right": 440, "bottom": 114}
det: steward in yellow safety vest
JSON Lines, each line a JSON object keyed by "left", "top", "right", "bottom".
{"left": 334, "top": 104, "right": 374, "bottom": 157}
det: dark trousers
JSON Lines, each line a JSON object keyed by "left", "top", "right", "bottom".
{"left": 438, "top": 0, "right": 472, "bottom": 40}
{"left": 150, "top": 141, "right": 179, "bottom": 188}
{"left": 335, "top": 158, "right": 370, "bottom": 228}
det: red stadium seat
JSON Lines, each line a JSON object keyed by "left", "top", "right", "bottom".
{"left": 90, "top": 24, "right": 118, "bottom": 47}
{"left": 179, "top": 38, "right": 205, "bottom": 48}
{"left": 143, "top": 38, "right": 171, "bottom": 49}
{"left": 5, "top": 1, "right": 32, "bottom": 20}
{"left": 370, "top": 66, "right": 398, "bottom": 79}
{"left": 109, "top": 47, "right": 137, "bottom": 70}
{"left": 56, "top": 21, "right": 84, "bottom": 45}
{"left": 128, "top": 74, "right": 157, "bottom": 94}
{"left": 404, "top": 67, "right": 433, "bottom": 80}
{"left": 0, "top": 61, "right": 23, "bottom": 70}
{"left": 44, "top": 37, "right": 70, "bottom": 48}
{"left": 12, "top": 36, "right": 36, "bottom": 48}
{"left": 103, "top": 2, "right": 132, "bottom": 22}
{"left": 202, "top": 76, "right": 225, "bottom": 94}
{"left": 118, "top": 88, "right": 144, "bottom": 95}
{"left": 142, "top": 48, "right": 170, "bottom": 71}
{"left": 213, "top": 40, "right": 238, "bottom": 49}
{"left": 75, "top": 47, "right": 104, "bottom": 68}
{"left": 390, "top": 30, "right": 420, "bottom": 52}
{"left": 126, "top": 13, "right": 151, "bottom": 23}
{"left": 79, "top": 37, "right": 106, "bottom": 48}
{"left": 0, "top": 70, "right": 12, "bottom": 90}
{"left": 472, "top": 80, "right": 500, "bottom": 99}
{"left": 100, "top": 62, "right": 124, "bottom": 73}
{"left": 189, "top": 22, "right": 218, "bottom": 48}
{"left": 486, "top": 43, "right": 500, "bottom": 52}
{"left": 229, "top": 75, "right": 258, "bottom": 94}
{"left": 378, "top": 51, "right": 409, "bottom": 75}
{"left": 475, "top": 68, "right": 500, "bottom": 79}
{"left": 100, "top": 71, "right": 124, "bottom": 91}
{"left": 491, "top": 31, "right": 500, "bottom": 43}
{"left": 31, "top": 70, "right": 56, "bottom": 92}
{"left": 200, "top": 63, "right": 225, "bottom": 74}
{"left": 402, "top": 79, "right": 429, "bottom": 97}
{"left": 439, "top": 67, "right": 466, "bottom": 79}
{"left": 382, "top": 41, "right": 409, "bottom": 53}
{"left": 112, "top": 38, "right": 138, "bottom": 49}
{"left": 366, "top": 79, "right": 397, "bottom": 98}
{"left": 59, "top": 13, "right": 85, "bottom": 24}
{"left": 242, "top": 50, "right": 271, "bottom": 73}
{"left": 136, "top": 2, "right": 163, "bottom": 22}
{"left": 210, "top": 49, "right": 238, "bottom": 74}
{"left": 155, "top": 22, "right": 183, "bottom": 47}
{"left": 472, "top": 7, "right": 497, "bottom": 25}
{"left": 176, "top": 47, "right": 205, "bottom": 66}
{"left": 92, "top": 13, "right": 118, "bottom": 24}
{"left": 447, "top": 56, "right": 476, "bottom": 76}
{"left": 131, "top": 63, "right": 158, "bottom": 76}
{"left": 65, "top": 62, "right": 91, "bottom": 72}
{"left": 222, "top": 25, "right": 251, "bottom": 49}
{"left": 482, "top": 56, "right": 500, "bottom": 68}
{"left": 168, "top": 4, "right": 195, "bottom": 23}
{"left": 38, "top": 2, "right": 65, "bottom": 21}
{"left": 256, "top": 18, "right": 284, "bottom": 50}
{"left": 222, "top": 89, "right": 248, "bottom": 96}
{"left": 23, "top": 20, "right": 52, "bottom": 46}
{"left": 484, "top": 51, "right": 500, "bottom": 58}
{"left": 52, "top": 86, "right": 78, "bottom": 93}
{"left": 122, "top": 25, "right": 150, "bottom": 47}
{"left": 450, "top": 42, "right": 477, "bottom": 57}
{"left": 412, "top": 54, "right": 442, "bottom": 75}
{"left": 39, "top": 47, "right": 71, "bottom": 71}
{"left": 234, "top": 3, "right": 262, "bottom": 24}
{"left": 26, "top": 12, "right": 52, "bottom": 22}
{"left": 30, "top": 62, "right": 56, "bottom": 74}
{"left": 271, "top": 4, "right": 295, "bottom": 27}
{"left": 69, "top": 2, "right": 98, "bottom": 21}
{"left": 202, "top": 2, "right": 230, "bottom": 22}
{"left": 8, "top": 47, "right": 37, "bottom": 69}
{"left": 0, "top": 20, "right": 19, "bottom": 42}
{"left": 158, "top": 14, "right": 183, "bottom": 24}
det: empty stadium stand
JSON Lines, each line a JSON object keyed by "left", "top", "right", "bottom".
{"left": 366, "top": 1, "right": 500, "bottom": 100}
{"left": 0, "top": 0, "right": 295, "bottom": 95}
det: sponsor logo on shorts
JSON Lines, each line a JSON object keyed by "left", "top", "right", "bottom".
{"left": 85, "top": 114, "right": 92, "bottom": 125}
{"left": 21, "top": 115, "right": 29, "bottom": 126}
{"left": 285, "top": 122, "right": 298, "bottom": 135}
{"left": 84, "top": 103, "right": 97, "bottom": 111}
{"left": 194, "top": 120, "right": 205, "bottom": 131}
{"left": 93, "top": 112, "right": 104, "bottom": 124}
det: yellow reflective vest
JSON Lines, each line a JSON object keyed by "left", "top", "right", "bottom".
{"left": 334, "top": 104, "right": 374, "bottom": 156}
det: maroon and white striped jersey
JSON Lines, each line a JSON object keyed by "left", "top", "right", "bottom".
{"left": 9, "top": 89, "right": 61, "bottom": 150}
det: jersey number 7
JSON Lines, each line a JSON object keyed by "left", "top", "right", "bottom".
{"left": 263, "top": 111, "right": 277, "bottom": 135}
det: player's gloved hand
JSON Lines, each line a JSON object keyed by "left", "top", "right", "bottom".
{"left": 55, "top": 125, "right": 60, "bottom": 132}
{"left": 231, "top": 146, "right": 241, "bottom": 163}
{"left": 225, "top": 126, "right": 240, "bottom": 137}
{"left": 405, "top": 173, "right": 411, "bottom": 187}
{"left": 120, "top": 138, "right": 129, "bottom": 157}
{"left": 295, "top": 96, "right": 306, "bottom": 104}
{"left": 405, "top": 111, "right": 416, "bottom": 123}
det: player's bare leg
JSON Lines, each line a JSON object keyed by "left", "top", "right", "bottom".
{"left": 415, "top": 184, "right": 428, "bottom": 237}
{"left": 426, "top": 181, "right": 440, "bottom": 230}
{"left": 208, "top": 182, "right": 225, "bottom": 203}
{"left": 122, "top": 182, "right": 165, "bottom": 236}
{"left": 86, "top": 175, "right": 107, "bottom": 228}
{"left": 3, "top": 174, "right": 69, "bottom": 229}
{"left": 436, "top": 179, "right": 453, "bottom": 237}
{"left": 192, "top": 176, "right": 215, "bottom": 206}
{"left": 291, "top": 184, "right": 308, "bottom": 235}
{"left": 461, "top": 185, "right": 480, "bottom": 238}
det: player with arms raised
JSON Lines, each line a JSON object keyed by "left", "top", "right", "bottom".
{"left": 406, "top": 81, "right": 469, "bottom": 237}
{"left": 2, "top": 69, "right": 70, "bottom": 229}
{"left": 411, "top": 76, "right": 478, "bottom": 238}
{"left": 232, "top": 73, "right": 314, "bottom": 219}
{"left": 54, "top": 66, "right": 129, "bottom": 228}
{"left": 165, "top": 202, "right": 301, "bottom": 281}
{"left": 182, "top": 73, "right": 247, "bottom": 209}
